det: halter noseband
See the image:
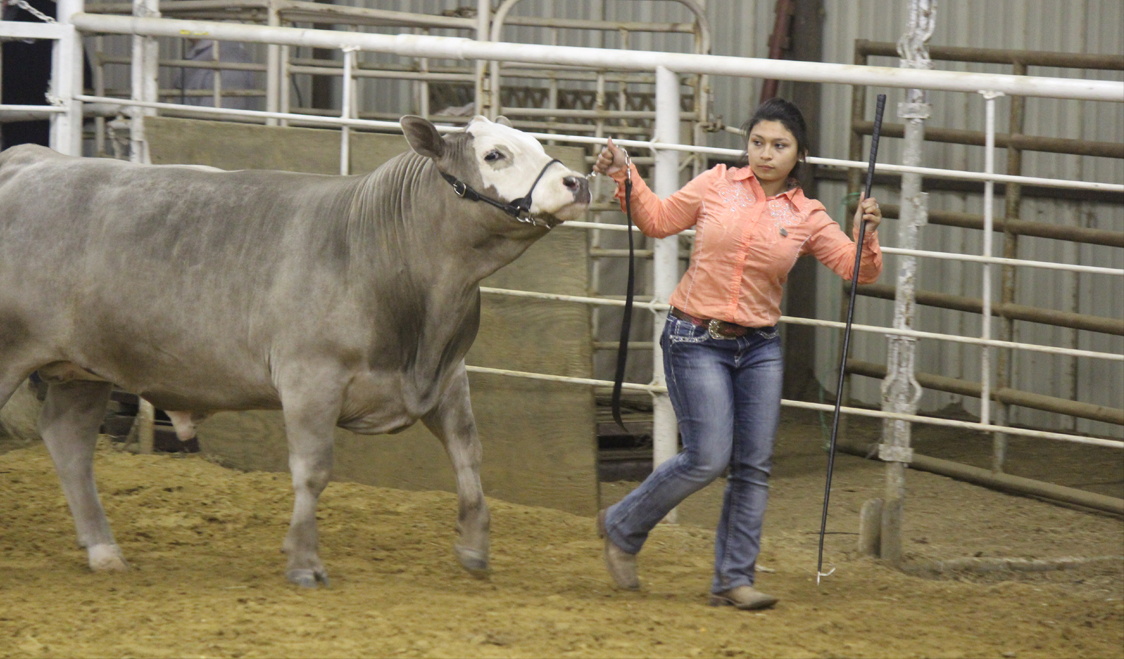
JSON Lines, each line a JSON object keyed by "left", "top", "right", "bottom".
{"left": 440, "top": 158, "right": 563, "bottom": 228}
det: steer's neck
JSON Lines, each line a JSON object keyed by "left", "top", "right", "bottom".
{"left": 344, "top": 153, "right": 547, "bottom": 400}
{"left": 358, "top": 154, "right": 547, "bottom": 286}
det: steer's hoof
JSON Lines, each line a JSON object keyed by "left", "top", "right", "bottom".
{"left": 88, "top": 544, "right": 129, "bottom": 572}
{"left": 455, "top": 544, "right": 490, "bottom": 579}
{"left": 287, "top": 568, "right": 330, "bottom": 588}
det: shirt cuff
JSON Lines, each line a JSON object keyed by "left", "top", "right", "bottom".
{"left": 609, "top": 162, "right": 637, "bottom": 184}
{"left": 852, "top": 221, "right": 880, "bottom": 246}
{"left": 863, "top": 228, "right": 880, "bottom": 250}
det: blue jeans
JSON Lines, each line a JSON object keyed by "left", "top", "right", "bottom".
{"left": 603, "top": 313, "right": 784, "bottom": 593}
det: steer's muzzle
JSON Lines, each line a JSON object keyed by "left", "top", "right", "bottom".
{"left": 564, "top": 175, "right": 592, "bottom": 205}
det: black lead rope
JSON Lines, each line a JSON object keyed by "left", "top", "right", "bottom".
{"left": 611, "top": 162, "right": 634, "bottom": 430}
{"left": 817, "top": 93, "right": 887, "bottom": 583}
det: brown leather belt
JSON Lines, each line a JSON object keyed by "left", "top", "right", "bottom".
{"left": 670, "top": 307, "right": 751, "bottom": 339}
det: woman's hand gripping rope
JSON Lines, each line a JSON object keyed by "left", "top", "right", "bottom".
{"left": 594, "top": 137, "right": 629, "bottom": 177}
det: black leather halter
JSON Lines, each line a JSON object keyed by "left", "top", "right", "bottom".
{"left": 440, "top": 158, "right": 563, "bottom": 228}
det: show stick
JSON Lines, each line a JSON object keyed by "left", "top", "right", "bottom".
{"left": 816, "top": 93, "right": 886, "bottom": 584}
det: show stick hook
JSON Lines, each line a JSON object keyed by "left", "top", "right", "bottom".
{"left": 816, "top": 93, "right": 886, "bottom": 584}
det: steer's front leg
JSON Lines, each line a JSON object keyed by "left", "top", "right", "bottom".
{"left": 279, "top": 369, "right": 344, "bottom": 588}
{"left": 422, "top": 362, "right": 490, "bottom": 577}
{"left": 39, "top": 380, "right": 123, "bottom": 572}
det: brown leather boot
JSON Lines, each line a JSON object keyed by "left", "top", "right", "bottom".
{"left": 597, "top": 509, "right": 639, "bottom": 590}
{"left": 709, "top": 586, "right": 779, "bottom": 610}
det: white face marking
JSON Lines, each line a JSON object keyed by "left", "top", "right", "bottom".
{"left": 465, "top": 116, "right": 586, "bottom": 220}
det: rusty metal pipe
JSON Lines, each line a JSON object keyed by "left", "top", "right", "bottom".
{"left": 759, "top": 0, "right": 795, "bottom": 103}
{"left": 846, "top": 359, "right": 1124, "bottom": 426}
{"left": 836, "top": 439, "right": 1124, "bottom": 516}
{"left": 853, "top": 120, "right": 1123, "bottom": 159}
{"left": 848, "top": 282, "right": 1124, "bottom": 336}
{"left": 856, "top": 40, "right": 1124, "bottom": 70}
{"left": 865, "top": 203, "right": 1124, "bottom": 248}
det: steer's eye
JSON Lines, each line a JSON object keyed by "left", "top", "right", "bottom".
{"left": 484, "top": 150, "right": 503, "bottom": 163}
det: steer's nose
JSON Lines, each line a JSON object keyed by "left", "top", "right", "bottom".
{"left": 564, "top": 175, "right": 591, "bottom": 204}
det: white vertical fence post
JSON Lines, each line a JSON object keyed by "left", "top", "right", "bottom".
{"left": 125, "top": 0, "right": 158, "bottom": 450}
{"left": 265, "top": 1, "right": 280, "bottom": 126}
{"left": 279, "top": 42, "right": 290, "bottom": 126}
{"left": 652, "top": 66, "right": 681, "bottom": 521}
{"left": 129, "top": 0, "right": 159, "bottom": 163}
{"left": 980, "top": 91, "right": 1003, "bottom": 461}
{"left": 51, "top": 0, "right": 84, "bottom": 155}
{"left": 211, "top": 40, "right": 221, "bottom": 108}
{"left": 340, "top": 47, "right": 356, "bottom": 176}
{"left": 474, "top": 0, "right": 490, "bottom": 115}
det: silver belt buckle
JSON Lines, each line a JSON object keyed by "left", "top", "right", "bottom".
{"left": 707, "top": 318, "right": 725, "bottom": 340}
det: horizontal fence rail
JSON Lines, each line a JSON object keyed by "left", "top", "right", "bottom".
{"left": 478, "top": 287, "right": 1123, "bottom": 362}
{"left": 0, "top": 19, "right": 70, "bottom": 40}
{"left": 878, "top": 247, "right": 1123, "bottom": 277}
{"left": 69, "top": 14, "right": 1124, "bottom": 101}
{"left": 850, "top": 283, "right": 1124, "bottom": 336}
{"left": 852, "top": 120, "right": 1124, "bottom": 159}
{"left": 464, "top": 366, "right": 1123, "bottom": 450}
{"left": 70, "top": 95, "right": 1124, "bottom": 199}
{"left": 845, "top": 359, "right": 1124, "bottom": 426}
{"left": 873, "top": 204, "right": 1124, "bottom": 248}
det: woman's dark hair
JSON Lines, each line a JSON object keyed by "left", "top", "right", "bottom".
{"left": 735, "top": 97, "right": 809, "bottom": 186}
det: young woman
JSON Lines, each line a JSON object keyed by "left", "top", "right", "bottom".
{"left": 593, "top": 98, "right": 882, "bottom": 610}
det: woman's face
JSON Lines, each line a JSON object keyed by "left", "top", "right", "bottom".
{"left": 746, "top": 120, "right": 801, "bottom": 191}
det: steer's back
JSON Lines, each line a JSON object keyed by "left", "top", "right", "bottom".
{"left": 0, "top": 145, "right": 362, "bottom": 410}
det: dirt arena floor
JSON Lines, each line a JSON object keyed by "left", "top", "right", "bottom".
{"left": 1, "top": 411, "right": 1122, "bottom": 659}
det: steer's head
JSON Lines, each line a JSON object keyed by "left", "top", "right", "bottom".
{"left": 401, "top": 115, "right": 591, "bottom": 229}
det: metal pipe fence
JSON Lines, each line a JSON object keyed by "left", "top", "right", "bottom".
{"left": 846, "top": 39, "right": 1124, "bottom": 480}
{"left": 13, "top": 8, "right": 1121, "bottom": 523}
{"left": 63, "top": 15, "right": 1122, "bottom": 406}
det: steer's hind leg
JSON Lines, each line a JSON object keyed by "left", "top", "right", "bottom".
{"left": 38, "top": 380, "right": 124, "bottom": 571}
{"left": 0, "top": 371, "right": 26, "bottom": 410}
{"left": 423, "top": 363, "right": 490, "bottom": 577}
{"left": 0, "top": 352, "right": 45, "bottom": 409}
{"left": 279, "top": 373, "right": 343, "bottom": 588}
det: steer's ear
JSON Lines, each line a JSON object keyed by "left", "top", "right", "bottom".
{"left": 401, "top": 115, "right": 445, "bottom": 160}
{"left": 495, "top": 116, "right": 513, "bottom": 128}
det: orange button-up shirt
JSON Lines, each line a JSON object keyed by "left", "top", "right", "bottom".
{"left": 611, "top": 163, "right": 882, "bottom": 328}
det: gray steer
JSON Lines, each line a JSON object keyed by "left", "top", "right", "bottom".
{"left": 0, "top": 115, "right": 591, "bottom": 586}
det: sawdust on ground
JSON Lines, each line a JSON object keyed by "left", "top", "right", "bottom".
{"left": 1, "top": 429, "right": 1122, "bottom": 659}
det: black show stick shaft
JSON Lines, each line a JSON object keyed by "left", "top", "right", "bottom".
{"left": 816, "top": 93, "right": 886, "bottom": 582}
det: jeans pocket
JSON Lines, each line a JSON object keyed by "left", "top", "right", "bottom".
{"left": 666, "top": 317, "right": 709, "bottom": 344}
{"left": 755, "top": 326, "right": 780, "bottom": 341}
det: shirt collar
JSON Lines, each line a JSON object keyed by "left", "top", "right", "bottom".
{"left": 729, "top": 166, "right": 809, "bottom": 211}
